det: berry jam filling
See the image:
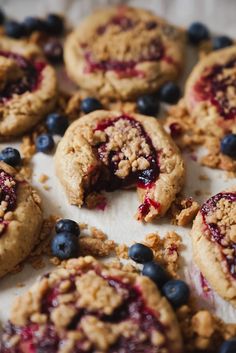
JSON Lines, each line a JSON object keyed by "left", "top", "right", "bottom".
{"left": 91, "top": 115, "right": 159, "bottom": 192}
{"left": 169, "top": 123, "right": 182, "bottom": 139}
{"left": 201, "top": 192, "right": 236, "bottom": 279}
{"left": 193, "top": 58, "right": 236, "bottom": 120}
{"left": 0, "top": 170, "right": 17, "bottom": 236}
{"left": 0, "top": 51, "right": 45, "bottom": 103}
{"left": 1, "top": 274, "right": 170, "bottom": 353}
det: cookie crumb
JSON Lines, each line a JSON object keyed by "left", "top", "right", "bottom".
{"left": 38, "top": 174, "right": 49, "bottom": 184}
{"left": 171, "top": 197, "right": 200, "bottom": 226}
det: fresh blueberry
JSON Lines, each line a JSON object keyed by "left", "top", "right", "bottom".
{"left": 5, "top": 20, "right": 26, "bottom": 38}
{"left": 43, "top": 40, "right": 63, "bottom": 64}
{"left": 188, "top": 22, "right": 210, "bottom": 45}
{"left": 219, "top": 339, "right": 236, "bottom": 353}
{"left": 142, "top": 262, "right": 169, "bottom": 287}
{"left": 46, "top": 14, "right": 64, "bottom": 35}
{"left": 159, "top": 82, "right": 181, "bottom": 104}
{"left": 46, "top": 113, "right": 68, "bottom": 136}
{"left": 81, "top": 97, "right": 103, "bottom": 114}
{"left": 51, "top": 232, "right": 79, "bottom": 259}
{"left": 128, "top": 243, "right": 153, "bottom": 264}
{"left": 213, "top": 35, "right": 234, "bottom": 50}
{"left": 221, "top": 134, "right": 236, "bottom": 158}
{"left": 36, "top": 134, "right": 55, "bottom": 153}
{"left": 162, "top": 279, "right": 190, "bottom": 308}
{"left": 23, "top": 17, "right": 46, "bottom": 34}
{"left": 0, "top": 147, "right": 21, "bottom": 167}
{"left": 136, "top": 95, "right": 159, "bottom": 116}
{"left": 0, "top": 8, "right": 5, "bottom": 25}
{"left": 55, "top": 219, "right": 80, "bottom": 237}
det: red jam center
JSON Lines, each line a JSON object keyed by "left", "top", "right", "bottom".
{"left": 0, "top": 51, "right": 45, "bottom": 103}
{"left": 194, "top": 58, "right": 236, "bottom": 120}
{"left": 201, "top": 192, "right": 236, "bottom": 279}
{"left": 1, "top": 274, "right": 170, "bottom": 353}
{"left": 0, "top": 170, "right": 17, "bottom": 236}
{"left": 92, "top": 115, "right": 159, "bottom": 192}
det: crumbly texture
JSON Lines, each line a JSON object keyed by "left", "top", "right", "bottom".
{"left": 170, "top": 196, "right": 200, "bottom": 226}
{"left": 64, "top": 6, "right": 185, "bottom": 100}
{"left": 0, "top": 161, "right": 43, "bottom": 278}
{"left": 0, "top": 37, "right": 58, "bottom": 139}
{"left": 2, "top": 256, "right": 183, "bottom": 353}
{"left": 185, "top": 45, "right": 236, "bottom": 138}
{"left": 164, "top": 100, "right": 236, "bottom": 174}
{"left": 55, "top": 110, "right": 185, "bottom": 222}
{"left": 191, "top": 189, "right": 236, "bottom": 307}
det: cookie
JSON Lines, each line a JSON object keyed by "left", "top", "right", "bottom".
{"left": 55, "top": 110, "right": 185, "bottom": 222}
{"left": 0, "top": 161, "right": 43, "bottom": 278}
{"left": 185, "top": 46, "right": 236, "bottom": 138}
{"left": 0, "top": 37, "right": 57, "bottom": 139}
{"left": 0, "top": 256, "right": 183, "bottom": 353}
{"left": 191, "top": 190, "right": 236, "bottom": 307}
{"left": 64, "top": 6, "right": 185, "bottom": 100}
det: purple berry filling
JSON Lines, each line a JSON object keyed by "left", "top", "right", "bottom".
{"left": 1, "top": 274, "right": 171, "bottom": 353}
{"left": 92, "top": 115, "right": 159, "bottom": 192}
{"left": 194, "top": 58, "right": 236, "bottom": 120}
{"left": 0, "top": 170, "right": 17, "bottom": 236}
{"left": 201, "top": 192, "right": 236, "bottom": 279}
{"left": 0, "top": 51, "right": 46, "bottom": 103}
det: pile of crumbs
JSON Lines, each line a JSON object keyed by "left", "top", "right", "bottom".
{"left": 170, "top": 196, "right": 200, "bottom": 226}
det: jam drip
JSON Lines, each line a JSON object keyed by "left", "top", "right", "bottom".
{"left": 0, "top": 51, "right": 45, "bottom": 103}
{"left": 2, "top": 274, "right": 169, "bottom": 353}
{"left": 0, "top": 170, "right": 17, "bottom": 236}
{"left": 201, "top": 192, "right": 236, "bottom": 279}
{"left": 194, "top": 58, "right": 236, "bottom": 120}
{"left": 92, "top": 115, "right": 159, "bottom": 192}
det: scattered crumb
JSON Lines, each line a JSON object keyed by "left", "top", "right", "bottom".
{"left": 199, "top": 174, "right": 209, "bottom": 181}
{"left": 38, "top": 174, "right": 49, "bottom": 184}
{"left": 171, "top": 197, "right": 200, "bottom": 226}
{"left": 43, "top": 185, "right": 51, "bottom": 191}
{"left": 79, "top": 237, "right": 115, "bottom": 257}
{"left": 16, "top": 283, "right": 25, "bottom": 288}
{"left": 115, "top": 244, "right": 129, "bottom": 259}
{"left": 194, "top": 190, "right": 202, "bottom": 197}
{"left": 85, "top": 192, "right": 107, "bottom": 210}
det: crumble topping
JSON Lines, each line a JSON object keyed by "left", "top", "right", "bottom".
{"left": 201, "top": 192, "right": 236, "bottom": 279}
{"left": 0, "top": 169, "right": 17, "bottom": 235}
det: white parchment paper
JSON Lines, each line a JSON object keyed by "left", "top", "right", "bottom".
{"left": 0, "top": 0, "right": 235, "bottom": 326}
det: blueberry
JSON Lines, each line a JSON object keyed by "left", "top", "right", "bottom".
{"left": 46, "top": 14, "right": 64, "bottom": 35}
{"left": 188, "top": 22, "right": 210, "bottom": 45}
{"left": 51, "top": 232, "right": 79, "bottom": 260}
{"left": 5, "top": 20, "right": 26, "bottom": 39}
{"left": 23, "top": 17, "right": 45, "bottom": 34}
{"left": 46, "top": 113, "right": 68, "bottom": 136}
{"left": 81, "top": 97, "right": 103, "bottom": 114}
{"left": 128, "top": 243, "right": 153, "bottom": 264}
{"left": 55, "top": 219, "right": 80, "bottom": 237}
{"left": 43, "top": 40, "right": 63, "bottom": 64}
{"left": 162, "top": 279, "right": 190, "bottom": 308}
{"left": 213, "top": 36, "right": 234, "bottom": 50}
{"left": 0, "top": 147, "right": 21, "bottom": 167}
{"left": 136, "top": 95, "right": 159, "bottom": 116}
{"left": 0, "top": 8, "right": 5, "bottom": 25}
{"left": 219, "top": 339, "right": 236, "bottom": 353}
{"left": 221, "top": 134, "right": 236, "bottom": 158}
{"left": 142, "top": 262, "right": 169, "bottom": 287}
{"left": 159, "top": 82, "right": 181, "bottom": 104}
{"left": 36, "top": 134, "right": 54, "bottom": 153}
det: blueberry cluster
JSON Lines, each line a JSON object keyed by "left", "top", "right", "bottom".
{"left": 36, "top": 112, "right": 68, "bottom": 154}
{"left": 188, "top": 21, "right": 233, "bottom": 50}
{"left": 51, "top": 218, "right": 80, "bottom": 259}
{"left": 128, "top": 243, "right": 190, "bottom": 308}
{"left": 136, "top": 82, "right": 181, "bottom": 117}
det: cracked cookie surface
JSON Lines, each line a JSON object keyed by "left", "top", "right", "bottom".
{"left": 0, "top": 161, "right": 43, "bottom": 278}
{"left": 191, "top": 189, "right": 236, "bottom": 307}
{"left": 0, "top": 256, "right": 183, "bottom": 353}
{"left": 0, "top": 37, "right": 57, "bottom": 139}
{"left": 55, "top": 110, "right": 185, "bottom": 222}
{"left": 64, "top": 6, "right": 185, "bottom": 100}
{"left": 185, "top": 46, "right": 236, "bottom": 138}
